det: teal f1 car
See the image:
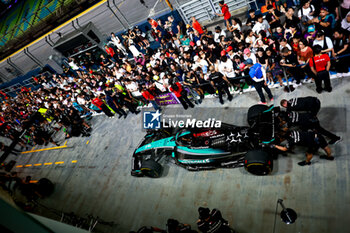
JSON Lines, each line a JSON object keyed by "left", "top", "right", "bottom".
{"left": 131, "top": 105, "right": 280, "bottom": 178}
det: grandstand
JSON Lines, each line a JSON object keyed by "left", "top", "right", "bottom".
{"left": 0, "top": 0, "right": 101, "bottom": 60}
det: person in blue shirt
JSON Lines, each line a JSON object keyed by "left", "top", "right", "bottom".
{"left": 245, "top": 58, "right": 273, "bottom": 104}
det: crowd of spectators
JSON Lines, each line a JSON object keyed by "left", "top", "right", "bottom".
{"left": 1, "top": 0, "right": 350, "bottom": 151}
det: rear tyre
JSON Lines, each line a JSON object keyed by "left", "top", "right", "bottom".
{"left": 244, "top": 150, "right": 272, "bottom": 175}
{"left": 247, "top": 105, "right": 269, "bottom": 126}
{"left": 141, "top": 159, "right": 162, "bottom": 178}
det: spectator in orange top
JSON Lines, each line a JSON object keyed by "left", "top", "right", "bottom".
{"left": 216, "top": 1, "right": 233, "bottom": 29}
{"left": 191, "top": 16, "right": 204, "bottom": 35}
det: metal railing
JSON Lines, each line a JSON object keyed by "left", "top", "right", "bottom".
{"left": 177, "top": 0, "right": 258, "bottom": 24}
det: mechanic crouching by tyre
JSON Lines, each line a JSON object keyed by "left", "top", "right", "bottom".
{"left": 282, "top": 111, "right": 342, "bottom": 145}
{"left": 274, "top": 130, "right": 334, "bottom": 166}
{"left": 280, "top": 96, "right": 321, "bottom": 117}
{"left": 197, "top": 207, "right": 232, "bottom": 233}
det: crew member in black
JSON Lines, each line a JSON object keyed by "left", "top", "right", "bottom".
{"left": 274, "top": 130, "right": 334, "bottom": 166}
{"left": 208, "top": 65, "right": 233, "bottom": 105}
{"left": 282, "top": 111, "right": 341, "bottom": 144}
{"left": 280, "top": 96, "right": 321, "bottom": 116}
{"left": 197, "top": 207, "right": 231, "bottom": 233}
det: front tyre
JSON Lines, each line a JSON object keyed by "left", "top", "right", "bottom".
{"left": 141, "top": 159, "right": 162, "bottom": 178}
{"left": 244, "top": 150, "right": 272, "bottom": 175}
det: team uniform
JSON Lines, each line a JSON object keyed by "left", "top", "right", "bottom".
{"left": 285, "top": 96, "right": 321, "bottom": 116}
{"left": 286, "top": 111, "right": 340, "bottom": 143}
{"left": 285, "top": 130, "right": 328, "bottom": 154}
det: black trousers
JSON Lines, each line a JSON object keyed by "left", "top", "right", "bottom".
{"left": 301, "top": 120, "right": 338, "bottom": 139}
{"left": 334, "top": 57, "right": 349, "bottom": 74}
{"left": 107, "top": 101, "right": 127, "bottom": 116}
{"left": 178, "top": 93, "right": 194, "bottom": 109}
{"left": 315, "top": 70, "right": 331, "bottom": 92}
{"left": 301, "top": 65, "right": 316, "bottom": 80}
{"left": 217, "top": 83, "right": 232, "bottom": 102}
{"left": 101, "top": 104, "right": 114, "bottom": 117}
{"left": 289, "top": 67, "right": 304, "bottom": 84}
{"left": 254, "top": 81, "right": 273, "bottom": 102}
{"left": 124, "top": 101, "right": 138, "bottom": 114}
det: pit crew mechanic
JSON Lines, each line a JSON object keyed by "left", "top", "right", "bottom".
{"left": 281, "top": 111, "right": 341, "bottom": 145}
{"left": 280, "top": 96, "right": 321, "bottom": 116}
{"left": 274, "top": 130, "right": 334, "bottom": 166}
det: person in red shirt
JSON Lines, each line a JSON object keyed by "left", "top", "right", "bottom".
{"left": 216, "top": 1, "right": 233, "bottom": 28}
{"left": 92, "top": 95, "right": 114, "bottom": 117}
{"left": 141, "top": 87, "right": 161, "bottom": 111}
{"left": 191, "top": 16, "right": 204, "bottom": 35}
{"left": 309, "top": 45, "right": 332, "bottom": 93}
{"left": 169, "top": 82, "right": 194, "bottom": 110}
{"left": 104, "top": 45, "right": 118, "bottom": 62}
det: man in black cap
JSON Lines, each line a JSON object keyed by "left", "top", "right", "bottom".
{"left": 280, "top": 96, "right": 321, "bottom": 116}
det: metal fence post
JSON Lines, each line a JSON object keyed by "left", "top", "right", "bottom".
{"left": 207, "top": 0, "right": 217, "bottom": 14}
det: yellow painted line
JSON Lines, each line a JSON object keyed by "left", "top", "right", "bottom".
{"left": 86, "top": 140, "right": 89, "bottom": 145}
{"left": 63, "top": 140, "right": 67, "bottom": 146}
{"left": 44, "top": 162, "right": 53, "bottom": 165}
{"left": 34, "top": 163, "right": 42, "bottom": 166}
{"left": 31, "top": 146, "right": 36, "bottom": 151}
{"left": 71, "top": 160, "right": 77, "bottom": 163}
{"left": 16, "top": 165, "right": 23, "bottom": 168}
{"left": 21, "top": 145, "right": 68, "bottom": 154}
{"left": 0, "top": 0, "right": 108, "bottom": 64}
{"left": 24, "top": 164, "right": 32, "bottom": 167}
{"left": 55, "top": 161, "right": 64, "bottom": 165}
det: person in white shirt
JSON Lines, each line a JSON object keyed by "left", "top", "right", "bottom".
{"left": 219, "top": 55, "right": 235, "bottom": 79}
{"left": 245, "top": 29, "right": 256, "bottom": 47}
{"left": 313, "top": 31, "right": 333, "bottom": 57}
{"left": 298, "top": 1, "right": 315, "bottom": 22}
{"left": 110, "top": 33, "right": 128, "bottom": 55}
{"left": 252, "top": 15, "right": 271, "bottom": 37}
{"left": 243, "top": 48, "right": 257, "bottom": 64}
{"left": 214, "top": 26, "right": 226, "bottom": 43}
{"left": 229, "top": 18, "right": 241, "bottom": 32}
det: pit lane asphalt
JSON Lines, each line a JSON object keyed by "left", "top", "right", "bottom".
{"left": 5, "top": 76, "right": 350, "bottom": 233}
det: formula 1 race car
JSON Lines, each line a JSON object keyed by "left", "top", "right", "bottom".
{"left": 131, "top": 105, "right": 280, "bottom": 178}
